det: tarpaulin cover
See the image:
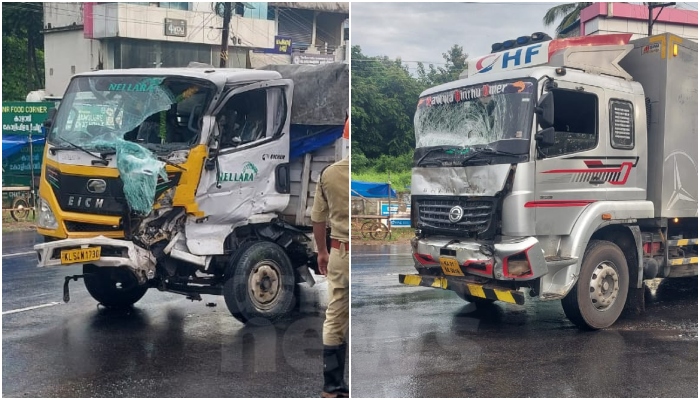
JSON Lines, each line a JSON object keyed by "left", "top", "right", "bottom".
{"left": 290, "top": 124, "right": 343, "bottom": 159}
{"left": 351, "top": 180, "right": 397, "bottom": 198}
{"left": 258, "top": 63, "right": 348, "bottom": 126}
{"left": 2, "top": 135, "right": 45, "bottom": 160}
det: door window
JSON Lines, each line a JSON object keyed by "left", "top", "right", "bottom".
{"left": 217, "top": 87, "right": 286, "bottom": 149}
{"left": 541, "top": 89, "right": 598, "bottom": 157}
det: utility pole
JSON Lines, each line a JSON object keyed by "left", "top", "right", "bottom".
{"left": 648, "top": 2, "right": 676, "bottom": 36}
{"left": 219, "top": 2, "right": 232, "bottom": 68}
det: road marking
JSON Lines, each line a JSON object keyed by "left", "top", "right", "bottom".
{"left": 2, "top": 302, "right": 62, "bottom": 315}
{"left": 2, "top": 251, "right": 35, "bottom": 258}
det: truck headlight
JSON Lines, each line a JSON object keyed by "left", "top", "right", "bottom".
{"left": 37, "top": 197, "right": 58, "bottom": 230}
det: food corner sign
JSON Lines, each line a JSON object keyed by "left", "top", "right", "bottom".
{"left": 2, "top": 102, "right": 54, "bottom": 135}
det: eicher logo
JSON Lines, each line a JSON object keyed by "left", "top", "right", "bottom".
{"left": 68, "top": 196, "right": 104, "bottom": 209}
{"left": 262, "top": 153, "right": 286, "bottom": 161}
{"left": 220, "top": 162, "right": 259, "bottom": 182}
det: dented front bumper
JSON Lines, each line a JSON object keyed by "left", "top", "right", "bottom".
{"left": 410, "top": 235, "right": 548, "bottom": 280}
{"left": 34, "top": 236, "right": 156, "bottom": 284}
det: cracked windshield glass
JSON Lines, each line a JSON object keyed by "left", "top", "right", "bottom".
{"left": 49, "top": 76, "right": 213, "bottom": 153}
{"left": 414, "top": 79, "right": 536, "bottom": 161}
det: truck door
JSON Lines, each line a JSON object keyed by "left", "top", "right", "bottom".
{"left": 534, "top": 83, "right": 607, "bottom": 235}
{"left": 192, "top": 79, "right": 293, "bottom": 235}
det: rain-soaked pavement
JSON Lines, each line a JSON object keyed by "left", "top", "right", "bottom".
{"left": 3, "top": 231, "right": 334, "bottom": 397}
{"left": 351, "top": 244, "right": 698, "bottom": 398}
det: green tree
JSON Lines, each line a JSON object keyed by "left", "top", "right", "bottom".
{"left": 351, "top": 46, "right": 424, "bottom": 160}
{"left": 416, "top": 44, "right": 468, "bottom": 86}
{"left": 2, "top": 2, "right": 45, "bottom": 100}
{"left": 542, "top": 2, "right": 592, "bottom": 35}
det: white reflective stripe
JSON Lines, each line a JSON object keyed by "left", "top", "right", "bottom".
{"left": 2, "top": 302, "right": 62, "bottom": 315}
{"left": 2, "top": 251, "right": 35, "bottom": 258}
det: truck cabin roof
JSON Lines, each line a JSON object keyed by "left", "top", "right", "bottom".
{"left": 70, "top": 68, "right": 283, "bottom": 88}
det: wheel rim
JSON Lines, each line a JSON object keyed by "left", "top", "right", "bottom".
{"left": 248, "top": 260, "right": 282, "bottom": 310}
{"left": 588, "top": 261, "right": 620, "bottom": 311}
{"left": 12, "top": 199, "right": 29, "bottom": 220}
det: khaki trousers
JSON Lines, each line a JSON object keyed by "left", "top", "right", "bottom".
{"left": 323, "top": 245, "right": 349, "bottom": 346}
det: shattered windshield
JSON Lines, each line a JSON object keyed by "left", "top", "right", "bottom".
{"left": 49, "top": 76, "right": 214, "bottom": 153}
{"left": 414, "top": 79, "right": 536, "bottom": 150}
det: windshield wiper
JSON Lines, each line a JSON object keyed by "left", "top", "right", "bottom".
{"left": 415, "top": 146, "right": 457, "bottom": 167}
{"left": 461, "top": 147, "right": 522, "bottom": 166}
{"left": 52, "top": 139, "right": 109, "bottom": 166}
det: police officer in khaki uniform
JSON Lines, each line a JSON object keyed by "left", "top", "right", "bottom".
{"left": 311, "top": 155, "right": 349, "bottom": 398}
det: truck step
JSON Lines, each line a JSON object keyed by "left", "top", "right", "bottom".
{"left": 668, "top": 256, "right": 698, "bottom": 266}
{"left": 666, "top": 238, "right": 698, "bottom": 247}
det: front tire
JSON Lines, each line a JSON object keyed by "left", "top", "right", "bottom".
{"left": 562, "top": 240, "right": 629, "bottom": 330}
{"left": 224, "top": 241, "right": 297, "bottom": 324}
{"left": 83, "top": 265, "right": 148, "bottom": 308}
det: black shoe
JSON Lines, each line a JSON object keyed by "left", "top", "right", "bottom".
{"left": 322, "top": 344, "right": 349, "bottom": 397}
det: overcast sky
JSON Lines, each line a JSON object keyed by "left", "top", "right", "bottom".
{"left": 351, "top": 2, "right": 566, "bottom": 72}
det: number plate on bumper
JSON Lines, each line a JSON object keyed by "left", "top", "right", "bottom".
{"left": 439, "top": 257, "right": 464, "bottom": 276}
{"left": 60, "top": 247, "right": 101, "bottom": 264}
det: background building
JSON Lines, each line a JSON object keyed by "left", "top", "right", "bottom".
{"left": 559, "top": 2, "right": 697, "bottom": 40}
{"left": 43, "top": 2, "right": 349, "bottom": 96}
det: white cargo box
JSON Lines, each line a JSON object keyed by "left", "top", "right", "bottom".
{"left": 620, "top": 34, "right": 698, "bottom": 218}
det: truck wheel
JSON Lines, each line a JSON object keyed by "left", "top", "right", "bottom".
{"left": 224, "top": 241, "right": 296, "bottom": 324}
{"left": 11, "top": 197, "right": 30, "bottom": 222}
{"left": 561, "top": 240, "right": 629, "bottom": 330}
{"left": 83, "top": 265, "right": 148, "bottom": 308}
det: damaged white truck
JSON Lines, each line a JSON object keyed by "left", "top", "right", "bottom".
{"left": 399, "top": 33, "right": 697, "bottom": 329}
{"left": 34, "top": 63, "right": 348, "bottom": 323}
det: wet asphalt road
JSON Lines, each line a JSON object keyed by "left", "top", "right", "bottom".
{"left": 2, "top": 231, "right": 332, "bottom": 398}
{"left": 351, "top": 244, "right": 698, "bottom": 398}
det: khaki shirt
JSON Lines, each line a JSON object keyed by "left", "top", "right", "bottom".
{"left": 311, "top": 157, "right": 349, "bottom": 242}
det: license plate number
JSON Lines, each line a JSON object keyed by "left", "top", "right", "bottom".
{"left": 60, "top": 247, "right": 101, "bottom": 264}
{"left": 440, "top": 257, "right": 464, "bottom": 276}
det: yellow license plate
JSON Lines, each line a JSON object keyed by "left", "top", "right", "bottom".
{"left": 439, "top": 257, "right": 464, "bottom": 276}
{"left": 60, "top": 247, "right": 101, "bottom": 264}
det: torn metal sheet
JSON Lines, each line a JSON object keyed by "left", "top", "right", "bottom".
{"left": 411, "top": 164, "right": 511, "bottom": 197}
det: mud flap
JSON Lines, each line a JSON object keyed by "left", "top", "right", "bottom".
{"left": 398, "top": 274, "right": 525, "bottom": 305}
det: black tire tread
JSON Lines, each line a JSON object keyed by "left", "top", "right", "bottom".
{"left": 83, "top": 265, "right": 148, "bottom": 308}
{"left": 561, "top": 240, "right": 629, "bottom": 330}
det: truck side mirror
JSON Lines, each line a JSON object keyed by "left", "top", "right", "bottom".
{"left": 536, "top": 92, "right": 554, "bottom": 129}
{"left": 42, "top": 108, "right": 57, "bottom": 135}
{"left": 535, "top": 126, "right": 555, "bottom": 148}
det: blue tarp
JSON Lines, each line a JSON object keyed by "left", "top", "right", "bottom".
{"left": 351, "top": 180, "right": 397, "bottom": 198}
{"left": 290, "top": 124, "right": 343, "bottom": 159}
{"left": 2, "top": 135, "right": 45, "bottom": 160}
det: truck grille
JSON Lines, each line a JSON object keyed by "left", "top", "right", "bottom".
{"left": 416, "top": 197, "right": 496, "bottom": 236}
{"left": 46, "top": 166, "right": 127, "bottom": 216}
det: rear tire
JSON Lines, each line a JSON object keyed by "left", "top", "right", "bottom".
{"left": 562, "top": 240, "right": 629, "bottom": 330}
{"left": 83, "top": 265, "right": 148, "bottom": 308}
{"left": 224, "top": 241, "right": 297, "bottom": 324}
